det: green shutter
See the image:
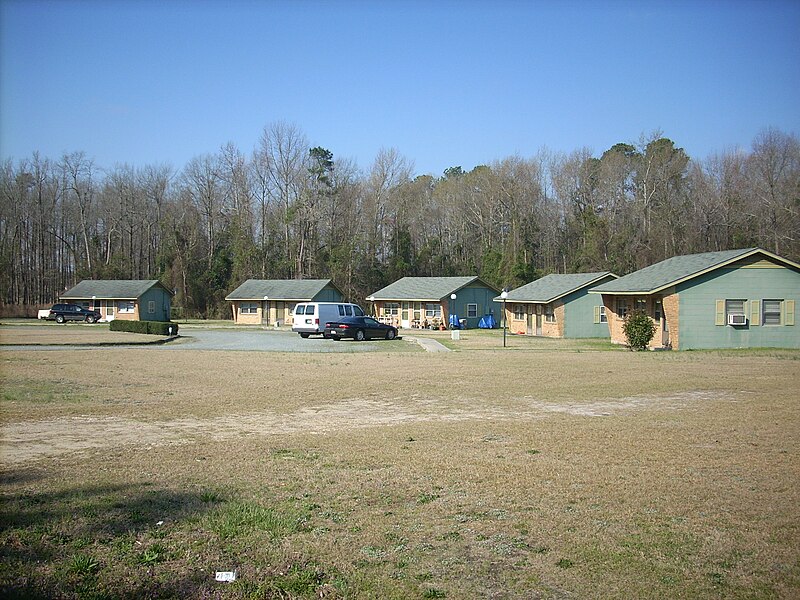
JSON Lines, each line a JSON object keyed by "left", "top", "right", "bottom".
{"left": 593, "top": 306, "right": 601, "bottom": 324}
{"left": 786, "top": 300, "right": 795, "bottom": 326}
{"left": 750, "top": 300, "right": 760, "bottom": 326}
{"left": 715, "top": 300, "right": 725, "bottom": 326}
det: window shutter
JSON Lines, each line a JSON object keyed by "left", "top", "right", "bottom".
{"left": 593, "top": 306, "right": 601, "bottom": 324}
{"left": 750, "top": 300, "right": 760, "bottom": 326}
{"left": 786, "top": 300, "right": 795, "bottom": 326}
{"left": 715, "top": 300, "right": 725, "bottom": 326}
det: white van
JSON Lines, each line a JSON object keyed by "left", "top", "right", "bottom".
{"left": 292, "top": 302, "right": 365, "bottom": 338}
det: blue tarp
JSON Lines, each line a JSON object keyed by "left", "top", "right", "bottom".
{"left": 478, "top": 313, "right": 497, "bottom": 329}
{"left": 449, "top": 314, "right": 465, "bottom": 329}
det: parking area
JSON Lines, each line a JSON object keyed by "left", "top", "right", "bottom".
{"left": 167, "top": 327, "right": 412, "bottom": 352}
{"left": 0, "top": 323, "right": 417, "bottom": 353}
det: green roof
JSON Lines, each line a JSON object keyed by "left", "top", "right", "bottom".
{"left": 499, "top": 272, "right": 616, "bottom": 303}
{"left": 590, "top": 248, "right": 797, "bottom": 294}
{"left": 368, "top": 276, "right": 499, "bottom": 301}
{"left": 61, "top": 280, "right": 172, "bottom": 300}
{"left": 225, "top": 279, "right": 338, "bottom": 301}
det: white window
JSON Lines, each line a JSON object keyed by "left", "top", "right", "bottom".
{"left": 514, "top": 304, "right": 525, "bottom": 320}
{"left": 726, "top": 299, "right": 746, "bottom": 321}
{"left": 599, "top": 306, "right": 607, "bottom": 323}
{"left": 763, "top": 300, "right": 782, "bottom": 325}
{"left": 634, "top": 298, "right": 647, "bottom": 312}
{"left": 616, "top": 299, "right": 628, "bottom": 319}
{"left": 467, "top": 303, "right": 478, "bottom": 318}
{"left": 240, "top": 302, "right": 258, "bottom": 314}
{"left": 384, "top": 302, "right": 400, "bottom": 316}
{"left": 118, "top": 301, "right": 135, "bottom": 313}
{"left": 148, "top": 300, "right": 155, "bottom": 314}
{"left": 544, "top": 304, "right": 555, "bottom": 323}
{"left": 425, "top": 303, "right": 441, "bottom": 318}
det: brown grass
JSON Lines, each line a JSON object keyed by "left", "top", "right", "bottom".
{"left": 1, "top": 331, "right": 799, "bottom": 598}
{"left": 0, "top": 323, "right": 166, "bottom": 346}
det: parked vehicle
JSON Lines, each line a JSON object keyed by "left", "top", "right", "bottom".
{"left": 292, "top": 302, "right": 365, "bottom": 337}
{"left": 324, "top": 316, "right": 398, "bottom": 341}
{"left": 46, "top": 303, "right": 102, "bottom": 324}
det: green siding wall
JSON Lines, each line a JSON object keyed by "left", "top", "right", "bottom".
{"left": 139, "top": 288, "right": 172, "bottom": 322}
{"left": 563, "top": 276, "right": 615, "bottom": 338}
{"left": 450, "top": 284, "right": 501, "bottom": 328}
{"left": 312, "top": 285, "right": 344, "bottom": 303}
{"left": 677, "top": 265, "right": 800, "bottom": 349}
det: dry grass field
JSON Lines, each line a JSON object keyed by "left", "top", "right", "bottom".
{"left": 1, "top": 328, "right": 799, "bottom": 598}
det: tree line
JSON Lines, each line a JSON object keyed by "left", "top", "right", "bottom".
{"left": 1, "top": 123, "right": 797, "bottom": 317}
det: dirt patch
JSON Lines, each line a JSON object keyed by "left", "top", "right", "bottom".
{"left": 1, "top": 390, "right": 734, "bottom": 466}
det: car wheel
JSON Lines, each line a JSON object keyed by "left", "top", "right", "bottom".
{"left": 300, "top": 333, "right": 310, "bottom": 339}
{"left": 355, "top": 329, "right": 366, "bottom": 341}
{"left": 55, "top": 315, "right": 65, "bottom": 324}
{"left": 86, "top": 315, "right": 96, "bottom": 324}
{"left": 386, "top": 329, "right": 396, "bottom": 340}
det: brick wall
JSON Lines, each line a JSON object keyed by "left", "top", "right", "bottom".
{"left": 661, "top": 292, "right": 679, "bottom": 350}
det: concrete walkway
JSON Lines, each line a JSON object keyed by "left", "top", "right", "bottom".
{"left": 406, "top": 336, "right": 451, "bottom": 352}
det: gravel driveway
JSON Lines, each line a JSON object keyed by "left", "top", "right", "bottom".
{"left": 0, "top": 323, "right": 418, "bottom": 352}
{"left": 157, "top": 327, "right": 404, "bottom": 352}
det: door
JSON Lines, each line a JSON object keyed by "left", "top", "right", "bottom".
{"left": 104, "top": 300, "right": 115, "bottom": 320}
{"left": 261, "top": 300, "right": 270, "bottom": 325}
{"left": 535, "top": 313, "right": 543, "bottom": 336}
{"left": 276, "top": 301, "right": 285, "bottom": 326}
{"left": 364, "top": 317, "right": 382, "bottom": 339}
{"left": 527, "top": 310, "right": 534, "bottom": 336}
{"left": 401, "top": 302, "right": 410, "bottom": 329}
{"left": 654, "top": 299, "right": 669, "bottom": 347}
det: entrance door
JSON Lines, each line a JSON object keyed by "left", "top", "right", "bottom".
{"left": 262, "top": 300, "right": 270, "bottom": 325}
{"left": 401, "top": 302, "right": 410, "bottom": 329}
{"left": 276, "top": 301, "right": 285, "bottom": 326}
{"left": 536, "top": 314, "right": 543, "bottom": 336}
{"left": 526, "top": 311, "right": 534, "bottom": 336}
{"left": 654, "top": 299, "right": 669, "bottom": 347}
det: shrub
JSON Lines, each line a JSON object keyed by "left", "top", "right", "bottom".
{"left": 109, "top": 320, "right": 178, "bottom": 336}
{"left": 622, "top": 309, "right": 656, "bottom": 350}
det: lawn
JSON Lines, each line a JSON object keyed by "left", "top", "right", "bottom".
{"left": 1, "top": 334, "right": 798, "bottom": 598}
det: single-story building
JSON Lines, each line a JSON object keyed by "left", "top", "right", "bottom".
{"left": 590, "top": 247, "right": 799, "bottom": 350}
{"left": 60, "top": 279, "right": 173, "bottom": 322}
{"left": 225, "top": 279, "right": 344, "bottom": 325}
{"left": 367, "top": 276, "right": 501, "bottom": 329}
{"left": 497, "top": 272, "right": 618, "bottom": 337}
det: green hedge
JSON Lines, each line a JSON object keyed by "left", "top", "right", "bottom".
{"left": 109, "top": 320, "right": 179, "bottom": 336}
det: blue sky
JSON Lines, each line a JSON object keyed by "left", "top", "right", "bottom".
{"left": 1, "top": 0, "right": 799, "bottom": 176}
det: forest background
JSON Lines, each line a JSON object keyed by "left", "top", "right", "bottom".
{"left": 1, "top": 123, "right": 797, "bottom": 318}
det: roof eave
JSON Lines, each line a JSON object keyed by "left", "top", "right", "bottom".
{"left": 590, "top": 249, "right": 788, "bottom": 295}
{"left": 504, "top": 272, "right": 618, "bottom": 303}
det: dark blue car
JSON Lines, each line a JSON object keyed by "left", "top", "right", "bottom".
{"left": 324, "top": 316, "right": 398, "bottom": 341}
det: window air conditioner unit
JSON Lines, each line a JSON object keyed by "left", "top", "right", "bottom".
{"left": 728, "top": 314, "right": 747, "bottom": 326}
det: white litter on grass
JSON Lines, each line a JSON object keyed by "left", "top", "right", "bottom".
{"left": 215, "top": 571, "right": 237, "bottom": 582}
